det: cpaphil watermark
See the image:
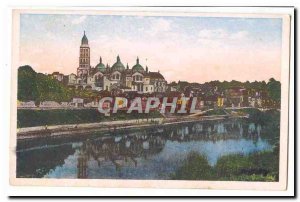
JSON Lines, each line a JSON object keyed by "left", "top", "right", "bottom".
{"left": 97, "top": 96, "right": 202, "bottom": 115}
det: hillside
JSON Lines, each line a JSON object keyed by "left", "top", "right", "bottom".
{"left": 18, "top": 65, "right": 72, "bottom": 102}
{"left": 18, "top": 65, "right": 98, "bottom": 103}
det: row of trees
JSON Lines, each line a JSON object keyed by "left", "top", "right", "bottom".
{"left": 173, "top": 78, "right": 281, "bottom": 102}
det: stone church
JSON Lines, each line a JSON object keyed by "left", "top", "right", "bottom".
{"left": 67, "top": 31, "right": 167, "bottom": 94}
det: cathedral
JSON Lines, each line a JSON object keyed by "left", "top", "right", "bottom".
{"left": 67, "top": 31, "right": 167, "bottom": 94}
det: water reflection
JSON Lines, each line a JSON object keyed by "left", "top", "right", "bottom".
{"left": 17, "top": 119, "right": 272, "bottom": 179}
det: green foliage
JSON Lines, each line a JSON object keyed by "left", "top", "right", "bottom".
{"left": 215, "top": 150, "right": 279, "bottom": 181}
{"left": 18, "top": 65, "right": 72, "bottom": 102}
{"left": 220, "top": 174, "right": 276, "bottom": 182}
{"left": 18, "top": 65, "right": 99, "bottom": 103}
{"left": 203, "top": 109, "right": 227, "bottom": 116}
{"left": 175, "top": 79, "right": 280, "bottom": 104}
{"left": 18, "top": 65, "right": 38, "bottom": 101}
{"left": 214, "top": 153, "right": 253, "bottom": 178}
{"left": 171, "top": 152, "right": 214, "bottom": 180}
{"left": 201, "top": 79, "right": 269, "bottom": 92}
{"left": 35, "top": 73, "right": 71, "bottom": 103}
{"left": 233, "top": 108, "right": 280, "bottom": 125}
{"left": 267, "top": 78, "right": 281, "bottom": 102}
{"left": 171, "top": 149, "right": 279, "bottom": 182}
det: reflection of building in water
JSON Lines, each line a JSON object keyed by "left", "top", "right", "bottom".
{"left": 76, "top": 134, "right": 167, "bottom": 178}
{"left": 165, "top": 120, "right": 262, "bottom": 142}
{"left": 77, "top": 149, "right": 88, "bottom": 178}
{"left": 75, "top": 120, "right": 262, "bottom": 178}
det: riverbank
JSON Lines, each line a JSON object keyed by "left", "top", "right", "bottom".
{"left": 17, "top": 109, "right": 163, "bottom": 128}
{"left": 171, "top": 148, "right": 279, "bottom": 181}
{"left": 17, "top": 114, "right": 242, "bottom": 140}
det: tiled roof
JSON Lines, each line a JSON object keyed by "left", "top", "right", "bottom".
{"left": 148, "top": 72, "right": 165, "bottom": 80}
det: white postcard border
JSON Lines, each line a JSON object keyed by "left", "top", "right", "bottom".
{"left": 9, "top": 7, "right": 292, "bottom": 191}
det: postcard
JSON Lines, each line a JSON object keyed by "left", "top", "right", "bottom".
{"left": 10, "top": 8, "right": 292, "bottom": 191}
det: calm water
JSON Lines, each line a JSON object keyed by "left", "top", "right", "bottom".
{"left": 17, "top": 118, "right": 274, "bottom": 179}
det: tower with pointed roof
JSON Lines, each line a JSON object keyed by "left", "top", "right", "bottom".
{"left": 77, "top": 31, "right": 90, "bottom": 80}
{"left": 69, "top": 33, "right": 167, "bottom": 93}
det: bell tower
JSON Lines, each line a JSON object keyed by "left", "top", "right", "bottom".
{"left": 77, "top": 31, "right": 90, "bottom": 82}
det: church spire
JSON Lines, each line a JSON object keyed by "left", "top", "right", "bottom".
{"left": 136, "top": 57, "right": 139, "bottom": 64}
{"left": 81, "top": 30, "right": 88, "bottom": 45}
{"left": 126, "top": 63, "right": 129, "bottom": 69}
{"left": 99, "top": 56, "right": 102, "bottom": 63}
{"left": 117, "top": 55, "right": 120, "bottom": 62}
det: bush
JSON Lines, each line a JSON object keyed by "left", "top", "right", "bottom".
{"left": 171, "top": 152, "right": 214, "bottom": 180}
{"left": 171, "top": 150, "right": 279, "bottom": 181}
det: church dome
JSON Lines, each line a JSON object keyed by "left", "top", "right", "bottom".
{"left": 95, "top": 57, "right": 106, "bottom": 73}
{"left": 132, "top": 57, "right": 145, "bottom": 72}
{"left": 81, "top": 31, "right": 88, "bottom": 45}
{"left": 111, "top": 55, "right": 125, "bottom": 72}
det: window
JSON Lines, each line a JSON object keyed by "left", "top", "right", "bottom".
{"left": 146, "top": 87, "right": 148, "bottom": 91}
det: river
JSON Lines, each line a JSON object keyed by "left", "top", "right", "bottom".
{"left": 16, "top": 118, "right": 276, "bottom": 179}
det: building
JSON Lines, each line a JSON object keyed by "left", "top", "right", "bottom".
{"left": 51, "top": 72, "right": 64, "bottom": 82}
{"left": 77, "top": 31, "right": 90, "bottom": 82}
{"left": 60, "top": 31, "right": 167, "bottom": 94}
{"left": 39, "top": 101, "right": 61, "bottom": 108}
{"left": 225, "top": 87, "right": 248, "bottom": 107}
{"left": 71, "top": 98, "right": 84, "bottom": 108}
{"left": 17, "top": 101, "right": 36, "bottom": 108}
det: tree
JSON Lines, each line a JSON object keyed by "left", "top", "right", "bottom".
{"left": 18, "top": 65, "right": 74, "bottom": 102}
{"left": 18, "top": 65, "right": 38, "bottom": 101}
{"left": 267, "top": 78, "right": 281, "bottom": 102}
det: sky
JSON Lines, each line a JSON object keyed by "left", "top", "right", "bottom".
{"left": 19, "top": 14, "right": 282, "bottom": 83}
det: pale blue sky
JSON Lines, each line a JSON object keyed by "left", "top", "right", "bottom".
{"left": 20, "top": 14, "right": 283, "bottom": 82}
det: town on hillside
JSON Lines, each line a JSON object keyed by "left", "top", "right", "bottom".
{"left": 17, "top": 32, "right": 281, "bottom": 111}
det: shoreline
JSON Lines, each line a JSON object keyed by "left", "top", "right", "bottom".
{"left": 17, "top": 115, "right": 246, "bottom": 140}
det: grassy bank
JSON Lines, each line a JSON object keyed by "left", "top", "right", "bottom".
{"left": 203, "top": 109, "right": 227, "bottom": 116}
{"left": 171, "top": 145, "right": 279, "bottom": 181}
{"left": 17, "top": 109, "right": 163, "bottom": 128}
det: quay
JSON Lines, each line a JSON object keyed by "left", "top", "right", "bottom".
{"left": 16, "top": 114, "right": 247, "bottom": 141}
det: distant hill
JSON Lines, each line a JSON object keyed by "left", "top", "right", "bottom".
{"left": 18, "top": 65, "right": 73, "bottom": 102}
